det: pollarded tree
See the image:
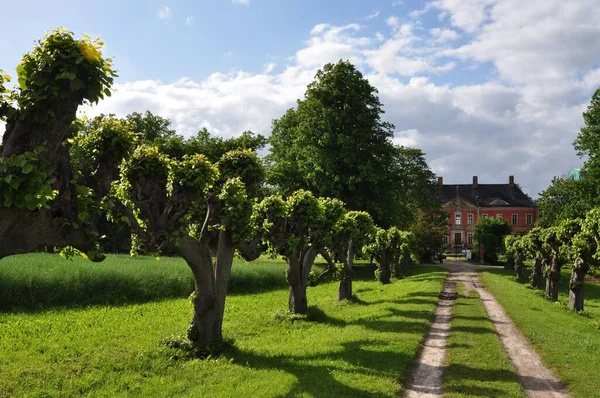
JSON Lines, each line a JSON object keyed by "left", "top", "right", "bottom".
{"left": 115, "top": 147, "right": 264, "bottom": 344}
{"left": 366, "top": 227, "right": 406, "bottom": 284}
{"left": 513, "top": 236, "right": 528, "bottom": 282}
{"left": 524, "top": 227, "right": 546, "bottom": 289}
{"left": 472, "top": 217, "right": 512, "bottom": 263}
{"left": 540, "top": 226, "right": 562, "bottom": 301}
{"left": 0, "top": 29, "right": 122, "bottom": 260}
{"left": 504, "top": 235, "right": 516, "bottom": 271}
{"left": 254, "top": 190, "right": 343, "bottom": 314}
{"left": 331, "top": 211, "right": 375, "bottom": 300}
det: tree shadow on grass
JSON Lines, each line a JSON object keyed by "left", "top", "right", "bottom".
{"left": 222, "top": 340, "right": 411, "bottom": 398}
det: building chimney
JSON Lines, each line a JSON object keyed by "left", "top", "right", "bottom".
{"left": 473, "top": 176, "right": 478, "bottom": 188}
{"left": 438, "top": 176, "right": 443, "bottom": 186}
{"left": 509, "top": 175, "right": 515, "bottom": 188}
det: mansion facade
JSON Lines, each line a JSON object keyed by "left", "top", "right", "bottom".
{"left": 440, "top": 175, "right": 537, "bottom": 251}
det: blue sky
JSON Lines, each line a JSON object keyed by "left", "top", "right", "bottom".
{"left": 2, "top": 0, "right": 600, "bottom": 197}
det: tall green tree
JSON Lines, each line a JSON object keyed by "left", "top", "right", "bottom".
{"left": 536, "top": 176, "right": 589, "bottom": 227}
{"left": 268, "top": 60, "right": 437, "bottom": 228}
{"left": 472, "top": 217, "right": 512, "bottom": 263}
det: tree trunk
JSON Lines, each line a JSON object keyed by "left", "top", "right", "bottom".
{"left": 287, "top": 251, "right": 307, "bottom": 314}
{"left": 568, "top": 260, "right": 589, "bottom": 311}
{"left": 180, "top": 234, "right": 234, "bottom": 345}
{"left": 515, "top": 256, "right": 525, "bottom": 282}
{"left": 339, "top": 239, "right": 353, "bottom": 301}
{"left": 530, "top": 257, "right": 543, "bottom": 289}
{"left": 545, "top": 255, "right": 561, "bottom": 301}
{"left": 506, "top": 254, "right": 515, "bottom": 271}
{"left": 378, "top": 249, "right": 391, "bottom": 284}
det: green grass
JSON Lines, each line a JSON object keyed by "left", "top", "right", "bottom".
{"left": 479, "top": 268, "right": 600, "bottom": 398}
{"left": 443, "top": 282, "right": 525, "bottom": 398}
{"left": 0, "top": 253, "right": 291, "bottom": 311}
{"left": 0, "top": 253, "right": 447, "bottom": 397}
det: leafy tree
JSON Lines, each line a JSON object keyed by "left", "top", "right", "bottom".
{"left": 536, "top": 176, "right": 589, "bottom": 227}
{"left": 331, "top": 211, "right": 375, "bottom": 300}
{"left": 254, "top": 191, "right": 343, "bottom": 314}
{"left": 523, "top": 227, "right": 546, "bottom": 289}
{"left": 268, "top": 60, "right": 437, "bottom": 228}
{"left": 188, "top": 128, "right": 267, "bottom": 163}
{"left": 0, "top": 29, "right": 122, "bottom": 260}
{"left": 366, "top": 227, "right": 408, "bottom": 284}
{"left": 472, "top": 217, "right": 511, "bottom": 263}
{"left": 410, "top": 211, "right": 447, "bottom": 263}
{"left": 115, "top": 147, "right": 264, "bottom": 344}
{"left": 504, "top": 235, "right": 516, "bottom": 271}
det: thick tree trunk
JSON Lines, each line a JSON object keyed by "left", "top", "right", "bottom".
{"left": 530, "top": 257, "right": 543, "bottom": 289}
{"left": 568, "top": 260, "right": 589, "bottom": 311}
{"left": 515, "top": 256, "right": 525, "bottom": 282}
{"left": 338, "top": 239, "right": 353, "bottom": 301}
{"left": 378, "top": 249, "right": 391, "bottom": 284}
{"left": 180, "top": 234, "right": 235, "bottom": 345}
{"left": 287, "top": 251, "right": 306, "bottom": 314}
{"left": 545, "top": 255, "right": 561, "bottom": 301}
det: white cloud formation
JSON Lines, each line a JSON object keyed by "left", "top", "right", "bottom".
{"left": 157, "top": 6, "right": 171, "bottom": 19}
{"left": 364, "top": 11, "right": 380, "bottom": 20}
{"left": 82, "top": 0, "right": 600, "bottom": 198}
{"left": 185, "top": 16, "right": 194, "bottom": 26}
{"left": 232, "top": 0, "right": 250, "bottom": 5}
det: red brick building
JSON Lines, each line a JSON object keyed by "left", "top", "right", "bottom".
{"left": 440, "top": 175, "right": 537, "bottom": 251}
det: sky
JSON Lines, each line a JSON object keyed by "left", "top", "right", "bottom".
{"left": 1, "top": 0, "right": 600, "bottom": 198}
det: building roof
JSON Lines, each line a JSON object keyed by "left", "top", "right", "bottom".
{"left": 440, "top": 183, "right": 536, "bottom": 208}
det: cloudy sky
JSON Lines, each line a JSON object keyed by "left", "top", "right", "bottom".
{"left": 2, "top": 0, "right": 600, "bottom": 197}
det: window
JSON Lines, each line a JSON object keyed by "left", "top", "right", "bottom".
{"left": 482, "top": 213, "right": 489, "bottom": 218}
{"left": 467, "top": 213, "right": 474, "bottom": 225}
{"left": 512, "top": 214, "right": 518, "bottom": 225}
{"left": 455, "top": 212, "right": 461, "bottom": 225}
{"left": 444, "top": 233, "right": 449, "bottom": 244}
{"left": 496, "top": 213, "right": 503, "bottom": 219}
{"left": 467, "top": 232, "right": 473, "bottom": 245}
{"left": 526, "top": 214, "right": 533, "bottom": 226}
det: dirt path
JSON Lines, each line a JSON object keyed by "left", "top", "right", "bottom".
{"left": 404, "top": 262, "right": 571, "bottom": 398}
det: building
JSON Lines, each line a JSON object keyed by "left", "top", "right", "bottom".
{"left": 439, "top": 175, "right": 537, "bottom": 251}
{"left": 569, "top": 168, "right": 585, "bottom": 181}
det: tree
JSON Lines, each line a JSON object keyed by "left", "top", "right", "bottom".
{"left": 268, "top": 60, "right": 437, "bottom": 228}
{"left": 409, "top": 211, "right": 447, "bottom": 263}
{"left": 504, "top": 235, "right": 516, "bottom": 271}
{"left": 115, "top": 147, "right": 264, "bottom": 344}
{"left": 0, "top": 29, "right": 121, "bottom": 260}
{"left": 523, "top": 227, "right": 545, "bottom": 289}
{"left": 472, "top": 217, "right": 511, "bottom": 263}
{"left": 255, "top": 191, "right": 344, "bottom": 314}
{"left": 366, "top": 227, "right": 407, "bottom": 284}
{"left": 331, "top": 211, "right": 375, "bottom": 300}
{"left": 536, "top": 176, "right": 589, "bottom": 227}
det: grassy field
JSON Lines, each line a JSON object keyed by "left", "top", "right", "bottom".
{"left": 0, "top": 254, "right": 447, "bottom": 397}
{"left": 443, "top": 282, "right": 525, "bottom": 398}
{"left": 479, "top": 268, "right": 600, "bottom": 398}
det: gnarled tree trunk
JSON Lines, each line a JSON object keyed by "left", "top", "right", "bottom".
{"left": 180, "top": 232, "right": 235, "bottom": 345}
{"left": 530, "top": 257, "right": 543, "bottom": 289}
{"left": 515, "top": 255, "right": 525, "bottom": 282}
{"left": 506, "top": 253, "right": 515, "bottom": 271}
{"left": 545, "top": 255, "right": 561, "bottom": 302}
{"left": 568, "top": 259, "right": 589, "bottom": 311}
{"left": 378, "top": 249, "right": 391, "bottom": 284}
{"left": 338, "top": 239, "right": 353, "bottom": 301}
{"left": 287, "top": 246, "right": 318, "bottom": 314}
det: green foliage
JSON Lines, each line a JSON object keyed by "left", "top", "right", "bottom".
{"left": 217, "top": 177, "right": 253, "bottom": 242}
{"left": 189, "top": 128, "right": 267, "bottom": 163}
{"left": 536, "top": 176, "right": 589, "bottom": 227}
{"left": 217, "top": 149, "right": 264, "bottom": 197}
{"left": 0, "top": 146, "right": 56, "bottom": 209}
{"left": 472, "top": 217, "right": 512, "bottom": 263}
{"left": 409, "top": 211, "right": 447, "bottom": 263}
{"left": 268, "top": 60, "right": 437, "bottom": 228}
{"left": 14, "top": 28, "right": 116, "bottom": 122}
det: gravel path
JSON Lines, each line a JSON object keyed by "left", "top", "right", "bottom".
{"left": 403, "top": 262, "right": 571, "bottom": 398}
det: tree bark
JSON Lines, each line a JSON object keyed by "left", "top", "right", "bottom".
{"left": 515, "top": 256, "right": 525, "bottom": 282}
{"left": 568, "top": 259, "right": 589, "bottom": 311}
{"left": 378, "top": 249, "right": 391, "bottom": 284}
{"left": 545, "top": 255, "right": 561, "bottom": 301}
{"left": 530, "top": 257, "right": 543, "bottom": 289}
{"left": 506, "top": 254, "right": 515, "bottom": 271}
{"left": 338, "top": 239, "right": 353, "bottom": 301}
{"left": 180, "top": 233, "right": 235, "bottom": 345}
{"left": 287, "top": 250, "right": 306, "bottom": 314}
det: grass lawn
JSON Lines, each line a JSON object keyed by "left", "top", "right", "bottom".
{"left": 0, "top": 254, "right": 447, "bottom": 397}
{"left": 443, "top": 282, "right": 525, "bottom": 398}
{"left": 479, "top": 268, "right": 600, "bottom": 398}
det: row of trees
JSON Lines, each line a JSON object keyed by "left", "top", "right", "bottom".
{"left": 0, "top": 30, "right": 442, "bottom": 345}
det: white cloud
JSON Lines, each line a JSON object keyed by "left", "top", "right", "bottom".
{"left": 264, "top": 62, "right": 276, "bottom": 74}
{"left": 86, "top": 3, "right": 600, "bottom": 197}
{"left": 223, "top": 51, "right": 233, "bottom": 57}
{"left": 232, "top": 0, "right": 250, "bottom": 5}
{"left": 157, "top": 6, "right": 171, "bottom": 19}
{"left": 364, "top": 11, "right": 380, "bottom": 20}
{"left": 185, "top": 16, "right": 194, "bottom": 26}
